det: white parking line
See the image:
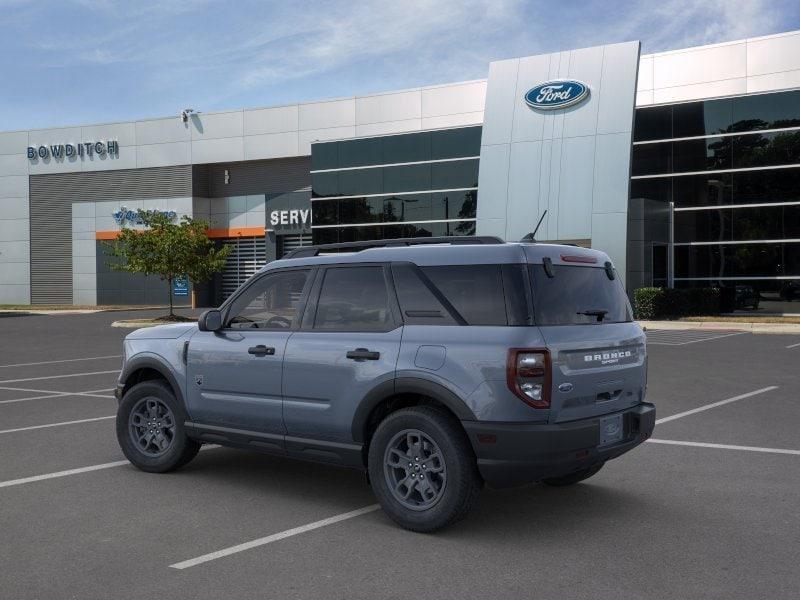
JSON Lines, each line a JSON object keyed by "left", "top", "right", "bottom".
{"left": 646, "top": 330, "right": 745, "bottom": 346}
{"left": 0, "top": 370, "right": 119, "bottom": 385}
{"left": 0, "top": 445, "right": 220, "bottom": 490}
{"left": 0, "top": 415, "right": 115, "bottom": 435}
{"left": 655, "top": 386, "right": 777, "bottom": 424}
{"left": 786, "top": 342, "right": 800, "bottom": 349}
{"left": 0, "top": 355, "right": 122, "bottom": 368}
{"left": 170, "top": 504, "right": 381, "bottom": 570}
{"left": 0, "top": 388, "right": 114, "bottom": 405}
{"left": 648, "top": 438, "right": 800, "bottom": 456}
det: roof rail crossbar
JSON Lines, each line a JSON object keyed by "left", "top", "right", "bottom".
{"left": 282, "top": 236, "right": 505, "bottom": 259}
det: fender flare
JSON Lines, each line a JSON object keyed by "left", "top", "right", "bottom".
{"left": 351, "top": 377, "right": 477, "bottom": 443}
{"left": 120, "top": 355, "right": 187, "bottom": 410}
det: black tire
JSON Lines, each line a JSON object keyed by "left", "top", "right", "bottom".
{"left": 116, "top": 380, "right": 200, "bottom": 473}
{"left": 541, "top": 462, "right": 604, "bottom": 487}
{"left": 368, "top": 406, "right": 482, "bottom": 533}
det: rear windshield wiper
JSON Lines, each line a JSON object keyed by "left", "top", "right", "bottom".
{"left": 577, "top": 309, "right": 608, "bottom": 322}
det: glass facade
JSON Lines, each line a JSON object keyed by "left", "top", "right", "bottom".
{"left": 311, "top": 126, "right": 481, "bottom": 244}
{"left": 630, "top": 89, "right": 800, "bottom": 311}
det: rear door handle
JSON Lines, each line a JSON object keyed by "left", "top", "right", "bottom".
{"left": 248, "top": 345, "right": 275, "bottom": 356}
{"left": 346, "top": 348, "right": 380, "bottom": 360}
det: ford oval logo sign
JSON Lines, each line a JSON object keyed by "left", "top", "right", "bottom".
{"left": 524, "top": 80, "right": 589, "bottom": 110}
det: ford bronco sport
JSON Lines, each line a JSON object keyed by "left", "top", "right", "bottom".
{"left": 114, "top": 236, "right": 655, "bottom": 532}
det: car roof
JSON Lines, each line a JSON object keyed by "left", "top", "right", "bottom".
{"left": 259, "top": 242, "right": 612, "bottom": 272}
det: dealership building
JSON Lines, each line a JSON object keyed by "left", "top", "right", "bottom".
{"left": 1, "top": 29, "right": 799, "bottom": 308}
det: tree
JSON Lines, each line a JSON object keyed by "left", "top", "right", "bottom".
{"left": 105, "top": 210, "right": 230, "bottom": 317}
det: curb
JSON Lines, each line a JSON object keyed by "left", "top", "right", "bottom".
{"left": 639, "top": 320, "right": 800, "bottom": 334}
{"left": 111, "top": 321, "right": 163, "bottom": 328}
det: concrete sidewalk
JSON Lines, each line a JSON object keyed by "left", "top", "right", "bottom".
{"left": 639, "top": 320, "right": 800, "bottom": 334}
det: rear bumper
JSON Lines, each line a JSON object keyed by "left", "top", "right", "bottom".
{"left": 462, "top": 403, "right": 655, "bottom": 488}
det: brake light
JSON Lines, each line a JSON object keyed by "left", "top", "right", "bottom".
{"left": 507, "top": 349, "right": 551, "bottom": 409}
{"left": 560, "top": 254, "right": 597, "bottom": 264}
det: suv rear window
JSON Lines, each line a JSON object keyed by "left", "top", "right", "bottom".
{"left": 530, "top": 265, "right": 632, "bottom": 325}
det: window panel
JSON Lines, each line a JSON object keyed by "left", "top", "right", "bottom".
{"left": 672, "top": 137, "right": 732, "bottom": 173}
{"left": 634, "top": 106, "right": 672, "bottom": 142}
{"left": 382, "top": 163, "right": 431, "bottom": 193}
{"left": 311, "top": 142, "right": 338, "bottom": 170}
{"left": 731, "top": 90, "right": 800, "bottom": 132}
{"left": 311, "top": 172, "right": 339, "bottom": 198}
{"left": 630, "top": 177, "right": 673, "bottom": 203}
{"left": 672, "top": 173, "right": 732, "bottom": 208}
{"left": 733, "top": 167, "right": 800, "bottom": 204}
{"left": 391, "top": 264, "right": 457, "bottom": 325}
{"left": 675, "top": 243, "right": 800, "bottom": 278}
{"left": 314, "top": 267, "right": 393, "bottom": 331}
{"left": 227, "top": 270, "right": 310, "bottom": 330}
{"left": 422, "top": 265, "right": 508, "bottom": 325}
{"left": 338, "top": 168, "right": 383, "bottom": 196}
{"left": 430, "top": 190, "right": 477, "bottom": 220}
{"left": 631, "top": 142, "right": 671, "bottom": 176}
{"left": 673, "top": 98, "right": 732, "bottom": 137}
{"left": 383, "top": 193, "right": 431, "bottom": 223}
{"left": 732, "top": 130, "right": 800, "bottom": 169}
{"left": 431, "top": 159, "right": 479, "bottom": 189}
{"left": 339, "top": 137, "right": 383, "bottom": 168}
{"left": 311, "top": 199, "right": 338, "bottom": 226}
{"left": 382, "top": 132, "right": 431, "bottom": 164}
{"left": 431, "top": 127, "right": 482, "bottom": 160}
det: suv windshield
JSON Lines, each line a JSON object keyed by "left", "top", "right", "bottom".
{"left": 530, "top": 264, "right": 632, "bottom": 325}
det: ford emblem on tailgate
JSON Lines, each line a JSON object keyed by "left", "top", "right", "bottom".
{"left": 558, "top": 382, "right": 574, "bottom": 393}
{"left": 524, "top": 80, "right": 589, "bottom": 110}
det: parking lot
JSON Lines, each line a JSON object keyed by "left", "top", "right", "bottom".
{"left": 1, "top": 310, "right": 799, "bottom": 599}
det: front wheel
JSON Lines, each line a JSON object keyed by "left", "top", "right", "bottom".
{"left": 116, "top": 380, "right": 200, "bottom": 473}
{"left": 368, "top": 406, "right": 482, "bottom": 532}
{"left": 541, "top": 462, "right": 604, "bottom": 487}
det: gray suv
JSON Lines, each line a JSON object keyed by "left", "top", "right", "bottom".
{"left": 114, "top": 237, "right": 655, "bottom": 532}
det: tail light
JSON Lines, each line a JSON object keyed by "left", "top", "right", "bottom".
{"left": 507, "top": 349, "right": 551, "bottom": 408}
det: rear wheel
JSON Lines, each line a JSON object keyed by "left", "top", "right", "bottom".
{"left": 541, "top": 462, "right": 604, "bottom": 487}
{"left": 368, "top": 406, "right": 482, "bottom": 532}
{"left": 116, "top": 380, "right": 200, "bottom": 473}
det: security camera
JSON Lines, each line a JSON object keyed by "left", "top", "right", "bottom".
{"left": 180, "top": 108, "right": 195, "bottom": 123}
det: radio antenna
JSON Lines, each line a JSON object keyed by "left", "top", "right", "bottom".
{"left": 521, "top": 210, "right": 548, "bottom": 242}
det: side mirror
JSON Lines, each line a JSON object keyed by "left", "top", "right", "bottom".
{"left": 198, "top": 309, "right": 223, "bottom": 332}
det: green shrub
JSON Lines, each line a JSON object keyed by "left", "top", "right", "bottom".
{"left": 633, "top": 286, "right": 720, "bottom": 320}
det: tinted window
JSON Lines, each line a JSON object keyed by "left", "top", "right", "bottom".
{"left": 339, "top": 138, "right": 383, "bottom": 168}
{"left": 383, "top": 163, "right": 431, "bottom": 193}
{"left": 631, "top": 142, "right": 671, "bottom": 176}
{"left": 634, "top": 106, "right": 672, "bottom": 142}
{"left": 672, "top": 137, "right": 732, "bottom": 173}
{"left": 530, "top": 265, "right": 631, "bottom": 325}
{"left": 314, "top": 267, "right": 393, "bottom": 331}
{"left": 431, "top": 127, "right": 482, "bottom": 159}
{"left": 733, "top": 167, "right": 800, "bottom": 204}
{"left": 674, "top": 205, "right": 800, "bottom": 243}
{"left": 731, "top": 90, "right": 800, "bottom": 132}
{"left": 338, "top": 169, "right": 383, "bottom": 196}
{"left": 673, "top": 98, "right": 732, "bottom": 137}
{"left": 312, "top": 172, "right": 339, "bottom": 197}
{"left": 630, "top": 177, "right": 672, "bottom": 203}
{"left": 391, "top": 264, "right": 457, "bottom": 325}
{"left": 431, "top": 190, "right": 477, "bottom": 220}
{"left": 431, "top": 159, "right": 479, "bottom": 189}
{"left": 732, "top": 130, "right": 800, "bottom": 169}
{"left": 227, "top": 270, "right": 310, "bottom": 329}
{"left": 673, "top": 173, "right": 732, "bottom": 208}
{"left": 311, "top": 142, "right": 338, "bottom": 170}
{"left": 674, "top": 243, "right": 800, "bottom": 278}
{"left": 311, "top": 198, "right": 338, "bottom": 226}
{"left": 421, "top": 265, "right": 507, "bottom": 325}
{"left": 383, "top": 132, "right": 431, "bottom": 164}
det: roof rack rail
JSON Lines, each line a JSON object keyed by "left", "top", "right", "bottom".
{"left": 281, "top": 236, "right": 505, "bottom": 259}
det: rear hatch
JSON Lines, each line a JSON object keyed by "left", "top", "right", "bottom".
{"left": 527, "top": 254, "right": 646, "bottom": 424}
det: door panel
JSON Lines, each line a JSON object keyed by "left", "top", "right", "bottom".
{"left": 282, "top": 329, "right": 402, "bottom": 441}
{"left": 186, "top": 330, "right": 290, "bottom": 434}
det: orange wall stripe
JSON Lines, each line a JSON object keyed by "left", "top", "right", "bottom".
{"left": 95, "top": 226, "right": 266, "bottom": 241}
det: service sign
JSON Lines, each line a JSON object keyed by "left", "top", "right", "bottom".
{"left": 524, "top": 80, "right": 589, "bottom": 110}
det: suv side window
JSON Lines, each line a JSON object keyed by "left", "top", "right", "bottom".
{"left": 391, "top": 263, "right": 458, "bottom": 325}
{"left": 313, "top": 266, "right": 394, "bottom": 331}
{"left": 421, "top": 265, "right": 508, "bottom": 326}
{"left": 226, "top": 269, "right": 310, "bottom": 330}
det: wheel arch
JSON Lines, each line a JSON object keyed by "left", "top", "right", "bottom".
{"left": 120, "top": 356, "right": 186, "bottom": 409}
{"left": 352, "top": 377, "right": 477, "bottom": 448}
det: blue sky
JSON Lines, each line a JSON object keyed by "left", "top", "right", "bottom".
{"left": 1, "top": 0, "right": 799, "bottom": 131}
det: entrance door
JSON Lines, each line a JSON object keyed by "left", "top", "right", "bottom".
{"left": 186, "top": 267, "right": 313, "bottom": 438}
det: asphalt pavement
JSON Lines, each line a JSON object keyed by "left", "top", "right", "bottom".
{"left": 1, "top": 309, "right": 799, "bottom": 599}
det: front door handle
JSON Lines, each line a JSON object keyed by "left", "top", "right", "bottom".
{"left": 248, "top": 345, "right": 275, "bottom": 356}
{"left": 346, "top": 348, "right": 380, "bottom": 360}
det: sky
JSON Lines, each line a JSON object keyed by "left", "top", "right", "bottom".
{"left": 1, "top": 0, "right": 799, "bottom": 131}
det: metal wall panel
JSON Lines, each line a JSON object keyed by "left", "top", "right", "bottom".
{"left": 206, "top": 157, "right": 310, "bottom": 197}
{"left": 29, "top": 165, "right": 192, "bottom": 304}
